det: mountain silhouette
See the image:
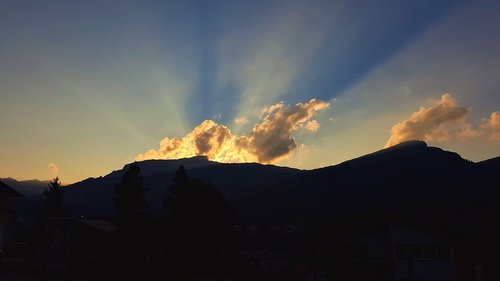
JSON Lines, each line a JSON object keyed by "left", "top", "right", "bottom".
{"left": 0, "top": 178, "right": 48, "bottom": 199}
{"left": 6, "top": 141, "right": 499, "bottom": 234}
{"left": 0, "top": 180, "right": 24, "bottom": 198}
{"left": 241, "top": 141, "right": 498, "bottom": 232}
{"left": 479, "top": 155, "right": 500, "bottom": 174}
{"left": 63, "top": 156, "right": 301, "bottom": 217}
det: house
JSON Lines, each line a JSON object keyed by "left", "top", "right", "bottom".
{"left": 305, "top": 209, "right": 456, "bottom": 281}
{"left": 45, "top": 217, "right": 117, "bottom": 272}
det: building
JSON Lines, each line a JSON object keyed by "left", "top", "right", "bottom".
{"left": 307, "top": 209, "right": 456, "bottom": 281}
{"left": 45, "top": 217, "right": 117, "bottom": 271}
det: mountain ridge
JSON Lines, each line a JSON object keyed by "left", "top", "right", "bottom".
{"left": 0, "top": 180, "right": 24, "bottom": 198}
{"left": 62, "top": 155, "right": 301, "bottom": 217}
{"left": 0, "top": 178, "right": 49, "bottom": 199}
{"left": 239, "top": 141, "right": 497, "bottom": 231}
{"left": 4, "top": 141, "right": 498, "bottom": 187}
{"left": 4, "top": 141, "right": 499, "bottom": 233}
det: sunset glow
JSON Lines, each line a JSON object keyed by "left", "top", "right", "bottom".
{"left": 136, "top": 99, "right": 330, "bottom": 163}
{"left": 0, "top": 0, "right": 499, "bottom": 183}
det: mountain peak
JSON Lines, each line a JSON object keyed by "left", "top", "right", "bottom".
{"left": 132, "top": 155, "right": 211, "bottom": 165}
{"left": 386, "top": 140, "right": 427, "bottom": 150}
{"left": 346, "top": 140, "right": 429, "bottom": 163}
{"left": 313, "top": 140, "right": 472, "bottom": 174}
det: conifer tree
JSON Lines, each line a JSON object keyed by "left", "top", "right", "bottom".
{"left": 41, "top": 177, "right": 70, "bottom": 218}
{"left": 114, "top": 162, "right": 149, "bottom": 231}
{"left": 165, "top": 165, "right": 233, "bottom": 270}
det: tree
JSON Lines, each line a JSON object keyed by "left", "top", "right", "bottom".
{"left": 33, "top": 177, "right": 70, "bottom": 243}
{"left": 165, "top": 165, "right": 233, "bottom": 270}
{"left": 114, "top": 162, "right": 149, "bottom": 231}
{"left": 41, "top": 177, "right": 70, "bottom": 218}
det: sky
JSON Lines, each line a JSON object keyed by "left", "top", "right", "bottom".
{"left": 0, "top": 0, "right": 499, "bottom": 183}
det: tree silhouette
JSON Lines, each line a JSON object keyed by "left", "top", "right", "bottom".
{"left": 41, "top": 177, "right": 71, "bottom": 218}
{"left": 114, "top": 162, "right": 149, "bottom": 232}
{"left": 35, "top": 177, "right": 71, "bottom": 243}
{"left": 165, "top": 165, "right": 233, "bottom": 271}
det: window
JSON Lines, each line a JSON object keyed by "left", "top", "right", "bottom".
{"left": 408, "top": 244, "right": 422, "bottom": 258}
{"left": 437, "top": 245, "right": 451, "bottom": 261}
{"left": 396, "top": 243, "right": 451, "bottom": 260}
{"left": 396, "top": 244, "right": 407, "bottom": 259}
{"left": 423, "top": 244, "right": 436, "bottom": 259}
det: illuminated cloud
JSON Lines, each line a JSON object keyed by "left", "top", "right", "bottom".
{"left": 489, "top": 132, "right": 500, "bottom": 141}
{"left": 385, "top": 94, "right": 469, "bottom": 147}
{"left": 457, "top": 123, "right": 481, "bottom": 140}
{"left": 48, "top": 163, "right": 59, "bottom": 175}
{"left": 481, "top": 111, "right": 500, "bottom": 141}
{"left": 136, "top": 99, "right": 329, "bottom": 163}
{"left": 135, "top": 120, "right": 252, "bottom": 162}
{"left": 234, "top": 116, "right": 249, "bottom": 125}
{"left": 262, "top": 102, "right": 285, "bottom": 115}
{"left": 237, "top": 99, "right": 329, "bottom": 163}
{"left": 483, "top": 112, "right": 500, "bottom": 129}
{"left": 304, "top": 120, "right": 320, "bottom": 132}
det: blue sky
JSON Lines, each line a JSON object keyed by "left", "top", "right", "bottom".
{"left": 1, "top": 0, "right": 499, "bottom": 182}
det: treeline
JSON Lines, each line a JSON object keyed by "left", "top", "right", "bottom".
{"left": 113, "top": 163, "right": 234, "bottom": 273}
{"left": 33, "top": 164, "right": 236, "bottom": 278}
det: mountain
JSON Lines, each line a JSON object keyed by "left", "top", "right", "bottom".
{"left": 479, "top": 156, "right": 500, "bottom": 174}
{"left": 63, "top": 156, "right": 301, "bottom": 217}
{"left": 0, "top": 180, "right": 24, "bottom": 198}
{"left": 11, "top": 141, "right": 497, "bottom": 234}
{"left": 241, "top": 141, "right": 499, "bottom": 231}
{"left": 0, "top": 178, "right": 48, "bottom": 200}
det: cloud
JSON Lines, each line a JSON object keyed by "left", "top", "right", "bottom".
{"left": 236, "top": 99, "right": 330, "bottom": 163}
{"left": 136, "top": 99, "right": 329, "bottom": 163}
{"left": 135, "top": 120, "right": 251, "bottom": 162}
{"left": 385, "top": 94, "right": 470, "bottom": 147}
{"left": 304, "top": 120, "right": 320, "bottom": 132}
{"left": 234, "top": 116, "right": 249, "bottom": 125}
{"left": 489, "top": 132, "right": 500, "bottom": 141}
{"left": 262, "top": 102, "right": 285, "bottom": 116}
{"left": 481, "top": 111, "right": 500, "bottom": 141}
{"left": 48, "top": 163, "right": 59, "bottom": 175}
{"left": 482, "top": 111, "right": 500, "bottom": 129}
{"left": 458, "top": 123, "right": 481, "bottom": 140}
